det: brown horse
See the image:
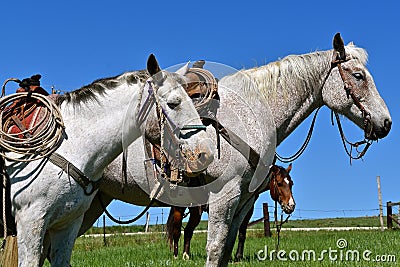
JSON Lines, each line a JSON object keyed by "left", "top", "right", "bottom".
{"left": 166, "top": 164, "right": 295, "bottom": 260}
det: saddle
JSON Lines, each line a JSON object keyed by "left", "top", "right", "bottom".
{"left": 1, "top": 75, "right": 50, "bottom": 140}
{"left": 184, "top": 61, "right": 219, "bottom": 124}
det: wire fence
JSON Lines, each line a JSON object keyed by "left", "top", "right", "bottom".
{"left": 93, "top": 204, "right": 396, "bottom": 229}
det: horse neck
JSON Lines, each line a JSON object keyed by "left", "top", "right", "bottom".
{"left": 59, "top": 83, "right": 142, "bottom": 178}
{"left": 243, "top": 50, "right": 333, "bottom": 145}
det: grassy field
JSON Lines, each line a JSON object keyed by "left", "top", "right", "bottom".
{"left": 44, "top": 217, "right": 399, "bottom": 266}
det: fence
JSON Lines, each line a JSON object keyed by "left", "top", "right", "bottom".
{"left": 387, "top": 201, "right": 400, "bottom": 229}
{"left": 94, "top": 202, "right": 386, "bottom": 233}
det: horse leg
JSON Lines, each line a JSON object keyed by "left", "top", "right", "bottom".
{"left": 182, "top": 206, "right": 202, "bottom": 260}
{"left": 166, "top": 206, "right": 185, "bottom": 259}
{"left": 14, "top": 212, "right": 47, "bottom": 267}
{"left": 48, "top": 216, "right": 84, "bottom": 267}
{"left": 41, "top": 232, "right": 51, "bottom": 266}
{"left": 235, "top": 204, "right": 254, "bottom": 261}
{"left": 42, "top": 192, "right": 113, "bottom": 265}
{"left": 206, "top": 179, "right": 241, "bottom": 266}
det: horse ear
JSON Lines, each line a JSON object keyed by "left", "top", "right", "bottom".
{"left": 333, "top": 32, "right": 346, "bottom": 61}
{"left": 270, "top": 165, "right": 279, "bottom": 174}
{"left": 175, "top": 62, "right": 190, "bottom": 76}
{"left": 286, "top": 163, "right": 292, "bottom": 173}
{"left": 147, "top": 54, "right": 161, "bottom": 76}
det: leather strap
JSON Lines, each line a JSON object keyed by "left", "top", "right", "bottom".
{"left": 48, "top": 152, "right": 100, "bottom": 195}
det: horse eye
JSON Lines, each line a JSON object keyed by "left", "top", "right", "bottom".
{"left": 352, "top": 72, "right": 364, "bottom": 81}
{"left": 153, "top": 73, "right": 166, "bottom": 86}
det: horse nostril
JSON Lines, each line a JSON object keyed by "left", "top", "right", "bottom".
{"left": 384, "top": 119, "right": 392, "bottom": 132}
{"left": 167, "top": 102, "right": 179, "bottom": 110}
{"left": 197, "top": 152, "right": 207, "bottom": 162}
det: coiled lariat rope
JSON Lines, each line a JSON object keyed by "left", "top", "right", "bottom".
{"left": 0, "top": 92, "right": 65, "bottom": 162}
{"left": 0, "top": 77, "right": 65, "bottom": 254}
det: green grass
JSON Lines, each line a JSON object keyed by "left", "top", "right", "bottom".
{"left": 42, "top": 217, "right": 399, "bottom": 266}
{"left": 46, "top": 229, "right": 400, "bottom": 267}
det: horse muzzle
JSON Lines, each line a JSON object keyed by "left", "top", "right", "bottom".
{"left": 180, "top": 138, "right": 214, "bottom": 174}
{"left": 365, "top": 118, "right": 392, "bottom": 140}
{"left": 281, "top": 197, "right": 296, "bottom": 214}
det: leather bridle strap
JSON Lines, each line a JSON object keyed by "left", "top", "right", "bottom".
{"left": 330, "top": 56, "right": 373, "bottom": 162}
{"left": 332, "top": 58, "right": 371, "bottom": 125}
{"left": 332, "top": 111, "right": 372, "bottom": 162}
{"left": 275, "top": 107, "right": 321, "bottom": 163}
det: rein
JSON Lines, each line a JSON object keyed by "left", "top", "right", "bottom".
{"left": 275, "top": 107, "right": 321, "bottom": 163}
{"left": 274, "top": 199, "right": 290, "bottom": 251}
{"left": 331, "top": 111, "right": 372, "bottom": 164}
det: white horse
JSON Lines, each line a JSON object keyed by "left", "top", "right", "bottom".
{"left": 78, "top": 34, "right": 391, "bottom": 266}
{"left": 2, "top": 54, "right": 214, "bottom": 266}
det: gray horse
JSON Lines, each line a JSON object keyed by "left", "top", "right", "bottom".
{"left": 79, "top": 33, "right": 391, "bottom": 266}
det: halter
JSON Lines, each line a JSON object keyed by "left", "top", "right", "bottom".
{"left": 276, "top": 50, "right": 373, "bottom": 164}
{"left": 269, "top": 167, "right": 291, "bottom": 251}
{"left": 137, "top": 78, "right": 206, "bottom": 184}
{"left": 330, "top": 52, "right": 373, "bottom": 163}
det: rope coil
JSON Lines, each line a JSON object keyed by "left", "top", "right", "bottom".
{"left": 0, "top": 92, "right": 65, "bottom": 162}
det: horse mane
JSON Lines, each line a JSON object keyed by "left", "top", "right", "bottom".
{"left": 55, "top": 70, "right": 149, "bottom": 107}
{"left": 224, "top": 43, "right": 369, "bottom": 102}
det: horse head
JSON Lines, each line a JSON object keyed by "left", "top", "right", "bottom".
{"left": 269, "top": 164, "right": 295, "bottom": 214}
{"left": 144, "top": 55, "right": 214, "bottom": 176}
{"left": 322, "top": 33, "right": 392, "bottom": 141}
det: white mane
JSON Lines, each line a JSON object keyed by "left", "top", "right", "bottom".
{"left": 222, "top": 43, "right": 369, "bottom": 103}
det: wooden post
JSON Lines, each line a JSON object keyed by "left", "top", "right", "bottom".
{"left": 161, "top": 209, "right": 164, "bottom": 233}
{"left": 377, "top": 176, "right": 384, "bottom": 231}
{"left": 387, "top": 201, "right": 393, "bottom": 229}
{"left": 263, "top": 203, "right": 271, "bottom": 237}
{"left": 145, "top": 212, "right": 150, "bottom": 232}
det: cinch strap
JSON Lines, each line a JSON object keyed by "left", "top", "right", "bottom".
{"left": 48, "top": 152, "right": 100, "bottom": 195}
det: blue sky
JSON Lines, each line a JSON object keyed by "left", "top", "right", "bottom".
{"left": 1, "top": 1, "right": 398, "bottom": 226}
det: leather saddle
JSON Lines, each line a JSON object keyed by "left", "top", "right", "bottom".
{"left": 1, "top": 74, "right": 50, "bottom": 139}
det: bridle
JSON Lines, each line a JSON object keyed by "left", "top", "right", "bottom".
{"left": 276, "top": 50, "right": 373, "bottom": 164}
{"left": 104, "top": 75, "right": 208, "bottom": 225}
{"left": 136, "top": 77, "right": 207, "bottom": 184}
{"left": 269, "top": 167, "right": 292, "bottom": 251}
{"left": 330, "top": 51, "right": 373, "bottom": 162}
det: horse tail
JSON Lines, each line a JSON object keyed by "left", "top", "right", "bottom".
{"left": 165, "top": 207, "right": 175, "bottom": 249}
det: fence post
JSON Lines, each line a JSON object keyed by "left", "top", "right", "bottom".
{"left": 377, "top": 176, "right": 384, "bottom": 231}
{"left": 263, "top": 203, "right": 271, "bottom": 237}
{"left": 161, "top": 209, "right": 164, "bottom": 233}
{"left": 145, "top": 212, "right": 150, "bottom": 232}
{"left": 387, "top": 201, "right": 393, "bottom": 229}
